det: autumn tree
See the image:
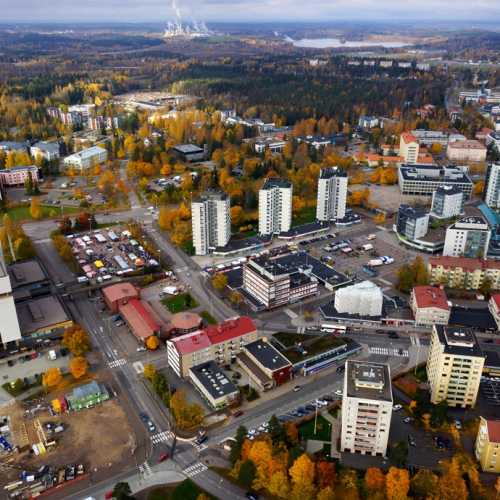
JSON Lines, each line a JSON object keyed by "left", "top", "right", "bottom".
{"left": 317, "top": 486, "right": 335, "bottom": 500}
{"left": 268, "top": 470, "right": 290, "bottom": 499}
{"left": 30, "top": 197, "right": 42, "bottom": 220}
{"left": 62, "top": 325, "right": 91, "bottom": 356}
{"left": 410, "top": 469, "right": 438, "bottom": 499}
{"left": 248, "top": 438, "right": 273, "bottom": 490}
{"left": 289, "top": 453, "right": 316, "bottom": 500}
{"left": 437, "top": 458, "right": 468, "bottom": 500}
{"left": 230, "top": 425, "right": 248, "bottom": 465}
{"left": 69, "top": 356, "right": 88, "bottom": 379}
{"left": 386, "top": 467, "right": 410, "bottom": 500}
{"left": 229, "top": 290, "right": 243, "bottom": 306}
{"left": 284, "top": 421, "right": 299, "bottom": 445}
{"left": 42, "top": 367, "right": 63, "bottom": 389}
{"left": 238, "top": 459, "right": 256, "bottom": 489}
{"left": 170, "top": 390, "right": 204, "bottom": 429}
{"left": 316, "top": 461, "right": 335, "bottom": 489}
{"left": 365, "top": 467, "right": 385, "bottom": 499}
{"left": 212, "top": 273, "right": 228, "bottom": 291}
{"left": 146, "top": 336, "right": 160, "bottom": 350}
{"left": 231, "top": 205, "right": 244, "bottom": 227}
{"left": 143, "top": 363, "right": 157, "bottom": 381}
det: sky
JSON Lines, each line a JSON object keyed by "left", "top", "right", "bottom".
{"left": 2, "top": 0, "right": 500, "bottom": 23}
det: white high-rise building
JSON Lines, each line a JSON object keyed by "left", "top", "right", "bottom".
{"left": 258, "top": 178, "right": 292, "bottom": 235}
{"left": 316, "top": 167, "right": 348, "bottom": 221}
{"left": 191, "top": 191, "right": 231, "bottom": 256}
{"left": 443, "top": 216, "right": 491, "bottom": 259}
{"left": 399, "top": 132, "right": 420, "bottom": 164}
{"left": 484, "top": 163, "right": 500, "bottom": 210}
{"left": 0, "top": 247, "right": 22, "bottom": 347}
{"left": 430, "top": 185, "right": 464, "bottom": 219}
{"left": 334, "top": 280, "right": 383, "bottom": 317}
{"left": 341, "top": 360, "right": 393, "bottom": 456}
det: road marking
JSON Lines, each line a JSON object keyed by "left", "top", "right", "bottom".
{"left": 108, "top": 358, "right": 127, "bottom": 368}
{"left": 369, "top": 347, "right": 409, "bottom": 357}
{"left": 182, "top": 462, "right": 208, "bottom": 477}
{"left": 296, "top": 325, "right": 305, "bottom": 334}
{"left": 151, "top": 430, "right": 174, "bottom": 444}
{"left": 139, "top": 461, "right": 153, "bottom": 477}
{"left": 285, "top": 308, "right": 298, "bottom": 319}
{"left": 133, "top": 361, "right": 145, "bottom": 374}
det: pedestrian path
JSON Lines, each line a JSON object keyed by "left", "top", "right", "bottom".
{"left": 151, "top": 430, "right": 175, "bottom": 445}
{"left": 285, "top": 308, "right": 298, "bottom": 319}
{"left": 369, "top": 346, "right": 409, "bottom": 357}
{"left": 182, "top": 462, "right": 208, "bottom": 478}
{"left": 139, "top": 461, "right": 153, "bottom": 478}
{"left": 108, "top": 358, "right": 127, "bottom": 368}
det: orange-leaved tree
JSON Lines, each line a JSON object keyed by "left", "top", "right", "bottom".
{"left": 42, "top": 367, "right": 63, "bottom": 389}
{"left": 386, "top": 467, "right": 410, "bottom": 500}
{"left": 289, "top": 453, "right": 316, "bottom": 500}
{"left": 146, "top": 336, "right": 160, "bottom": 350}
{"left": 69, "top": 356, "right": 88, "bottom": 379}
{"left": 62, "top": 325, "right": 91, "bottom": 356}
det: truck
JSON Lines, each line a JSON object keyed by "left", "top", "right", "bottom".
{"left": 368, "top": 259, "right": 384, "bottom": 267}
{"left": 161, "top": 286, "right": 179, "bottom": 296}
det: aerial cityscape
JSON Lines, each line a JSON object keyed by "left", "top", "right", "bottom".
{"left": 0, "top": 1, "right": 500, "bottom": 499}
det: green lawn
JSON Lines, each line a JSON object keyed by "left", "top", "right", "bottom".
{"left": 298, "top": 415, "right": 332, "bottom": 441}
{"left": 147, "top": 479, "right": 215, "bottom": 500}
{"left": 3, "top": 204, "right": 80, "bottom": 221}
{"left": 161, "top": 293, "right": 198, "bottom": 313}
{"left": 273, "top": 331, "right": 309, "bottom": 347}
{"left": 200, "top": 310, "right": 217, "bottom": 325}
{"left": 283, "top": 335, "right": 346, "bottom": 363}
{"left": 292, "top": 205, "right": 317, "bottom": 226}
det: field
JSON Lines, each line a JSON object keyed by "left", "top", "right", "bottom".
{"left": 2, "top": 204, "right": 80, "bottom": 221}
{"left": 161, "top": 293, "right": 198, "bottom": 313}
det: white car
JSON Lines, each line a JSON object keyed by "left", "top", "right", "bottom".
{"left": 393, "top": 404, "right": 402, "bottom": 411}
{"left": 315, "top": 399, "right": 328, "bottom": 407}
{"left": 335, "top": 389, "right": 343, "bottom": 396}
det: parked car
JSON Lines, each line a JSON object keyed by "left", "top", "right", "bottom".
{"left": 147, "top": 420, "right": 156, "bottom": 433}
{"left": 233, "top": 410, "right": 243, "bottom": 418}
{"left": 393, "top": 404, "right": 402, "bottom": 411}
{"left": 454, "top": 419, "right": 462, "bottom": 430}
{"left": 246, "top": 492, "right": 259, "bottom": 500}
{"left": 408, "top": 435, "right": 416, "bottom": 447}
{"left": 335, "top": 389, "right": 343, "bottom": 396}
{"left": 293, "top": 385, "right": 301, "bottom": 392}
{"left": 139, "top": 412, "right": 149, "bottom": 423}
{"left": 158, "top": 452, "right": 169, "bottom": 462}
{"left": 403, "top": 417, "right": 412, "bottom": 424}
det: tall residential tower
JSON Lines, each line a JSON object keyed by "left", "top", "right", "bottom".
{"left": 258, "top": 178, "right": 292, "bottom": 235}
{"left": 316, "top": 167, "right": 348, "bottom": 221}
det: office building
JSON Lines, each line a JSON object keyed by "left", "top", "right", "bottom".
{"left": 410, "top": 130, "right": 466, "bottom": 147}
{"left": 166, "top": 316, "right": 258, "bottom": 378}
{"left": 0, "top": 248, "right": 22, "bottom": 347}
{"left": 475, "top": 417, "right": 500, "bottom": 473}
{"left": 484, "top": 163, "right": 500, "bottom": 210}
{"left": 258, "top": 178, "right": 292, "bottom": 235}
{"left": 254, "top": 137, "right": 286, "bottom": 154}
{"left": 488, "top": 294, "right": 500, "bottom": 330}
{"left": 398, "top": 164, "right": 473, "bottom": 199}
{"left": 426, "top": 325, "right": 485, "bottom": 407}
{"left": 396, "top": 205, "right": 429, "bottom": 241}
{"left": 316, "top": 167, "right": 348, "bottom": 222}
{"left": 341, "top": 360, "right": 393, "bottom": 456}
{"left": 410, "top": 286, "right": 450, "bottom": 326}
{"left": 191, "top": 191, "right": 231, "bottom": 256}
{"left": 63, "top": 146, "right": 108, "bottom": 171}
{"left": 430, "top": 186, "right": 464, "bottom": 219}
{"left": 334, "top": 281, "right": 383, "bottom": 317}
{"left": 443, "top": 216, "right": 491, "bottom": 259}
{"left": 399, "top": 132, "right": 420, "bottom": 164}
{"left": 171, "top": 144, "right": 205, "bottom": 162}
{"left": 428, "top": 256, "right": 500, "bottom": 290}
{"left": 446, "top": 140, "right": 487, "bottom": 163}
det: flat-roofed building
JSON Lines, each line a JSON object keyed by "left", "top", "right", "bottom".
{"left": 316, "top": 167, "right": 348, "bottom": 222}
{"left": 341, "top": 360, "right": 393, "bottom": 456}
{"left": 426, "top": 325, "right": 485, "bottom": 407}
{"left": 102, "top": 282, "right": 140, "bottom": 313}
{"left": 189, "top": 361, "right": 239, "bottom": 409}
{"left": 447, "top": 140, "right": 487, "bottom": 162}
{"left": 443, "top": 216, "right": 491, "bottom": 259}
{"left": 0, "top": 166, "right": 39, "bottom": 187}
{"left": 334, "top": 281, "right": 383, "bottom": 317}
{"left": 410, "top": 286, "right": 450, "bottom": 326}
{"left": 396, "top": 205, "right": 429, "bottom": 241}
{"left": 63, "top": 146, "right": 108, "bottom": 171}
{"left": 488, "top": 294, "right": 500, "bottom": 329}
{"left": 400, "top": 132, "right": 420, "bottom": 164}
{"left": 430, "top": 186, "right": 464, "bottom": 219}
{"left": 259, "top": 178, "right": 292, "bottom": 236}
{"left": 8, "top": 259, "right": 50, "bottom": 302}
{"left": 30, "top": 141, "right": 60, "bottom": 161}
{"left": 475, "top": 417, "right": 500, "bottom": 473}
{"left": 0, "top": 248, "right": 22, "bottom": 346}
{"left": 171, "top": 144, "right": 205, "bottom": 162}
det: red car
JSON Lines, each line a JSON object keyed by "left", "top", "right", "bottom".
{"left": 105, "top": 492, "right": 113, "bottom": 499}
{"left": 158, "top": 452, "right": 169, "bottom": 463}
{"left": 233, "top": 410, "right": 243, "bottom": 418}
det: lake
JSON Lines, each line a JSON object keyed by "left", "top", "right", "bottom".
{"left": 290, "top": 37, "right": 412, "bottom": 49}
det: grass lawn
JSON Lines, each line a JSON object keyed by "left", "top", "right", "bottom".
{"left": 200, "top": 310, "right": 217, "bottom": 325}
{"left": 147, "top": 479, "right": 215, "bottom": 500}
{"left": 299, "top": 415, "right": 332, "bottom": 442}
{"left": 3, "top": 204, "right": 80, "bottom": 221}
{"left": 292, "top": 205, "right": 316, "bottom": 226}
{"left": 283, "top": 335, "right": 346, "bottom": 364}
{"left": 273, "top": 331, "right": 310, "bottom": 347}
{"left": 161, "top": 293, "right": 198, "bottom": 313}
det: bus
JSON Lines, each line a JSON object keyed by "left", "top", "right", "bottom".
{"left": 320, "top": 324, "right": 347, "bottom": 334}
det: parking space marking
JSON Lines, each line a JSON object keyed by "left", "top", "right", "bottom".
{"left": 108, "top": 358, "right": 127, "bottom": 368}
{"left": 151, "top": 430, "right": 174, "bottom": 444}
{"left": 369, "top": 347, "right": 409, "bottom": 357}
{"left": 182, "top": 462, "right": 208, "bottom": 477}
{"left": 133, "top": 361, "right": 145, "bottom": 374}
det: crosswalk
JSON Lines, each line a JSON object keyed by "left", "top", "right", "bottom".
{"left": 182, "top": 462, "right": 208, "bottom": 478}
{"left": 369, "top": 346, "right": 409, "bottom": 357}
{"left": 151, "top": 430, "right": 174, "bottom": 445}
{"left": 193, "top": 441, "right": 208, "bottom": 452}
{"left": 133, "top": 361, "right": 145, "bottom": 374}
{"left": 139, "top": 461, "right": 153, "bottom": 478}
{"left": 108, "top": 358, "right": 127, "bottom": 368}
{"left": 410, "top": 335, "right": 421, "bottom": 346}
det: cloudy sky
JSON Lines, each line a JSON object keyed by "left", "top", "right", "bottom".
{"left": 2, "top": 0, "right": 499, "bottom": 22}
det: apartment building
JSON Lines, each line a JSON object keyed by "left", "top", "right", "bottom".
{"left": 443, "top": 216, "right": 491, "bottom": 259}
{"left": 426, "top": 325, "right": 485, "bottom": 407}
{"left": 63, "top": 146, "right": 108, "bottom": 171}
{"left": 410, "top": 129, "right": 466, "bottom": 147}
{"left": 0, "top": 247, "right": 22, "bottom": 347}
{"left": 475, "top": 417, "right": 500, "bottom": 473}
{"left": 396, "top": 205, "right": 429, "bottom": 241}
{"left": 428, "top": 255, "right": 500, "bottom": 290}
{"left": 484, "top": 163, "right": 500, "bottom": 210}
{"left": 430, "top": 186, "right": 464, "bottom": 219}
{"left": 446, "top": 140, "right": 487, "bottom": 163}
{"left": 30, "top": 141, "right": 60, "bottom": 161}
{"left": 191, "top": 190, "right": 231, "bottom": 256}
{"left": 398, "top": 164, "right": 473, "bottom": 199}
{"left": 399, "top": 132, "right": 420, "bottom": 164}
{"left": 341, "top": 360, "right": 393, "bottom": 456}
{"left": 258, "top": 178, "right": 292, "bottom": 235}
{"left": 488, "top": 294, "right": 500, "bottom": 329}
{"left": 316, "top": 167, "right": 348, "bottom": 221}
{"left": 410, "top": 286, "right": 450, "bottom": 326}
{"left": 166, "top": 316, "right": 258, "bottom": 378}
{"left": 254, "top": 137, "right": 287, "bottom": 154}
{"left": 0, "top": 166, "right": 39, "bottom": 187}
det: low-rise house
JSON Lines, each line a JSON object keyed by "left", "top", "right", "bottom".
{"left": 410, "top": 286, "right": 450, "bottom": 326}
{"left": 66, "top": 381, "right": 109, "bottom": 411}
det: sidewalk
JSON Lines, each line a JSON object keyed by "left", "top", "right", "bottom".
{"left": 322, "top": 409, "right": 341, "bottom": 459}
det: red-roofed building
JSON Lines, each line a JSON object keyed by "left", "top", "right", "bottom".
{"left": 400, "top": 132, "right": 419, "bottom": 164}
{"left": 475, "top": 416, "right": 500, "bottom": 472}
{"left": 166, "top": 316, "right": 258, "bottom": 377}
{"left": 102, "top": 282, "right": 140, "bottom": 313}
{"left": 488, "top": 294, "right": 500, "bottom": 329}
{"left": 119, "top": 298, "right": 161, "bottom": 341}
{"left": 410, "top": 286, "right": 450, "bottom": 326}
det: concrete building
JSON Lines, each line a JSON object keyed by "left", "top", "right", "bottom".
{"left": 341, "top": 360, "right": 393, "bottom": 456}
{"left": 191, "top": 191, "right": 231, "bottom": 256}
{"left": 166, "top": 316, "right": 258, "bottom": 378}
{"left": 426, "top": 325, "right": 485, "bottom": 407}
{"left": 8, "top": 259, "right": 51, "bottom": 303}
{"left": 254, "top": 137, "right": 287, "bottom": 154}
{"left": 485, "top": 132, "right": 500, "bottom": 151}
{"left": 396, "top": 205, "right": 429, "bottom": 241}
{"left": 0, "top": 248, "right": 22, "bottom": 346}
{"left": 63, "top": 146, "right": 108, "bottom": 171}
{"left": 237, "top": 338, "right": 292, "bottom": 391}
{"left": 334, "top": 281, "right": 383, "bottom": 317}
{"left": 430, "top": 186, "right": 464, "bottom": 219}
{"left": 316, "top": 167, "right": 348, "bottom": 222}
{"left": 428, "top": 256, "right": 500, "bottom": 290}
{"left": 399, "top": 132, "right": 420, "bottom": 164}
{"left": 410, "top": 129, "right": 466, "bottom": 147}
{"left": 475, "top": 417, "right": 500, "bottom": 473}
{"left": 258, "top": 178, "right": 292, "bottom": 235}
{"left": 484, "top": 163, "right": 500, "bottom": 210}
{"left": 171, "top": 144, "right": 205, "bottom": 162}
{"left": 488, "top": 294, "right": 500, "bottom": 329}
{"left": 446, "top": 140, "right": 487, "bottom": 163}
{"left": 398, "top": 164, "right": 473, "bottom": 199}
{"left": 410, "top": 286, "right": 450, "bottom": 326}
{"left": 30, "top": 141, "right": 60, "bottom": 161}
{"left": 0, "top": 166, "right": 39, "bottom": 187}
{"left": 189, "top": 361, "right": 239, "bottom": 410}
{"left": 443, "top": 216, "right": 491, "bottom": 259}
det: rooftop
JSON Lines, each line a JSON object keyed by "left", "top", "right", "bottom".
{"left": 485, "top": 419, "right": 500, "bottom": 443}
{"left": 261, "top": 177, "right": 292, "bottom": 190}
{"left": 345, "top": 360, "right": 392, "bottom": 402}
{"left": 320, "top": 166, "right": 347, "bottom": 179}
{"left": 118, "top": 298, "right": 160, "bottom": 339}
{"left": 102, "top": 282, "right": 139, "bottom": 304}
{"left": 8, "top": 260, "right": 47, "bottom": 289}
{"left": 450, "top": 216, "right": 489, "bottom": 230}
{"left": 244, "top": 338, "right": 291, "bottom": 371}
{"left": 435, "top": 185, "right": 463, "bottom": 196}
{"left": 400, "top": 164, "right": 472, "bottom": 185}
{"left": 429, "top": 255, "right": 500, "bottom": 271}
{"left": 189, "top": 361, "right": 238, "bottom": 399}
{"left": 448, "top": 140, "right": 486, "bottom": 150}
{"left": 193, "top": 190, "right": 229, "bottom": 203}
{"left": 170, "top": 312, "right": 202, "bottom": 331}
{"left": 172, "top": 143, "right": 204, "bottom": 154}
{"left": 401, "top": 132, "right": 417, "bottom": 144}
{"left": 398, "top": 204, "right": 429, "bottom": 219}
{"left": 17, "top": 296, "right": 70, "bottom": 335}
{"left": 434, "top": 325, "right": 484, "bottom": 358}
{"left": 413, "top": 286, "right": 449, "bottom": 311}
{"left": 65, "top": 146, "right": 106, "bottom": 160}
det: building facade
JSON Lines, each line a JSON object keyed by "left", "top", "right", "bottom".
{"left": 399, "top": 133, "right": 420, "bottom": 164}
{"left": 30, "top": 141, "right": 60, "bottom": 161}
{"left": 475, "top": 417, "right": 500, "bottom": 473}
{"left": 396, "top": 205, "right": 429, "bottom": 241}
{"left": 446, "top": 140, "right": 487, "bottom": 162}
{"left": 63, "top": 146, "right": 108, "bottom": 171}
{"left": 316, "top": 167, "right": 348, "bottom": 221}
{"left": 341, "top": 361, "right": 393, "bottom": 456}
{"left": 430, "top": 186, "right": 464, "bottom": 219}
{"left": 443, "top": 216, "right": 491, "bottom": 259}
{"left": 426, "top": 325, "right": 485, "bottom": 408}
{"left": 488, "top": 294, "right": 500, "bottom": 329}
{"left": 0, "top": 248, "right": 22, "bottom": 346}
{"left": 484, "top": 163, "right": 500, "bottom": 210}
{"left": 334, "top": 281, "right": 383, "bottom": 317}
{"left": 258, "top": 178, "right": 292, "bottom": 235}
{"left": 410, "top": 286, "right": 450, "bottom": 326}
{"left": 0, "top": 166, "right": 39, "bottom": 187}
{"left": 191, "top": 191, "right": 231, "bottom": 255}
